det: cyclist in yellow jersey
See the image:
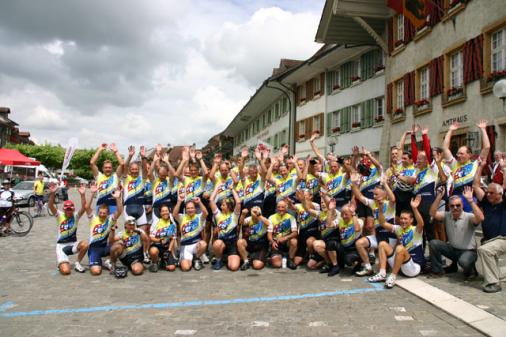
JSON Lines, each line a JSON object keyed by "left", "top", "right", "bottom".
{"left": 173, "top": 194, "right": 208, "bottom": 271}
{"left": 148, "top": 205, "right": 178, "bottom": 272}
{"left": 109, "top": 216, "right": 150, "bottom": 275}
{"left": 148, "top": 145, "right": 177, "bottom": 222}
{"left": 443, "top": 120, "right": 490, "bottom": 211}
{"left": 86, "top": 185, "right": 123, "bottom": 276}
{"left": 122, "top": 145, "right": 149, "bottom": 232}
{"left": 237, "top": 206, "right": 270, "bottom": 270}
{"left": 48, "top": 183, "right": 89, "bottom": 275}
{"left": 259, "top": 155, "right": 279, "bottom": 217}
{"left": 351, "top": 172, "right": 397, "bottom": 277}
{"left": 210, "top": 183, "right": 242, "bottom": 271}
{"left": 209, "top": 153, "right": 236, "bottom": 205}
{"left": 267, "top": 200, "right": 298, "bottom": 269}
{"left": 237, "top": 147, "right": 265, "bottom": 211}
{"left": 90, "top": 143, "right": 124, "bottom": 214}
{"left": 265, "top": 156, "right": 303, "bottom": 203}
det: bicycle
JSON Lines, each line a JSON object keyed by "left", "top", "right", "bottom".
{"left": 1, "top": 207, "right": 33, "bottom": 237}
{"left": 29, "top": 196, "right": 46, "bottom": 218}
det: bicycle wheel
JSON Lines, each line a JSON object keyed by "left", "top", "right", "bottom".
{"left": 10, "top": 211, "right": 34, "bottom": 236}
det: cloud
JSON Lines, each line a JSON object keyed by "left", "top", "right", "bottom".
{"left": 0, "top": 0, "right": 323, "bottom": 152}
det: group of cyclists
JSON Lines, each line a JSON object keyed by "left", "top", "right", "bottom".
{"left": 45, "top": 119, "right": 505, "bottom": 292}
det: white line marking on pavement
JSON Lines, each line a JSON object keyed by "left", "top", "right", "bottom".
{"left": 476, "top": 305, "right": 489, "bottom": 310}
{"left": 394, "top": 316, "right": 414, "bottom": 321}
{"left": 252, "top": 321, "right": 270, "bottom": 327}
{"left": 174, "top": 330, "right": 197, "bottom": 335}
{"left": 308, "top": 321, "right": 328, "bottom": 327}
{"left": 340, "top": 278, "right": 353, "bottom": 282}
{"left": 419, "top": 330, "right": 438, "bottom": 336}
{"left": 397, "top": 278, "right": 506, "bottom": 337}
{"left": 389, "top": 306, "right": 406, "bottom": 312}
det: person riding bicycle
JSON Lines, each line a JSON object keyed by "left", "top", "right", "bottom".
{"left": 33, "top": 173, "right": 45, "bottom": 214}
{"left": 0, "top": 179, "right": 15, "bottom": 235}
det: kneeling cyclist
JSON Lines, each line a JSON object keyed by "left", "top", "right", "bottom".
{"left": 237, "top": 206, "right": 269, "bottom": 270}
{"left": 149, "top": 205, "right": 177, "bottom": 272}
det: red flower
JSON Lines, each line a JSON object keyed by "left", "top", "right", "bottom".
{"left": 394, "top": 108, "right": 404, "bottom": 115}
{"left": 331, "top": 127, "right": 340, "bottom": 133}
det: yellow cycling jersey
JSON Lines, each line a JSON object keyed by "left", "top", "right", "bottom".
{"left": 243, "top": 176, "right": 264, "bottom": 204}
{"left": 178, "top": 213, "right": 205, "bottom": 245}
{"left": 448, "top": 159, "right": 478, "bottom": 195}
{"left": 96, "top": 172, "right": 119, "bottom": 206}
{"left": 150, "top": 217, "right": 176, "bottom": 239}
{"left": 242, "top": 216, "right": 268, "bottom": 242}
{"left": 274, "top": 175, "right": 297, "bottom": 202}
{"left": 214, "top": 175, "right": 234, "bottom": 203}
{"left": 152, "top": 177, "right": 171, "bottom": 206}
{"left": 183, "top": 176, "right": 205, "bottom": 202}
{"left": 214, "top": 210, "right": 239, "bottom": 240}
{"left": 336, "top": 216, "right": 362, "bottom": 247}
{"left": 365, "top": 198, "right": 396, "bottom": 228}
{"left": 55, "top": 210, "right": 79, "bottom": 244}
{"left": 123, "top": 174, "right": 145, "bottom": 205}
{"left": 268, "top": 212, "right": 296, "bottom": 239}
{"left": 117, "top": 230, "right": 143, "bottom": 255}
{"left": 89, "top": 214, "right": 117, "bottom": 246}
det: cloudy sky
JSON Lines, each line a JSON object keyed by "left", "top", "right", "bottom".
{"left": 0, "top": 0, "right": 323, "bottom": 152}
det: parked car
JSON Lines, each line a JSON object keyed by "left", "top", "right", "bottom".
{"left": 12, "top": 181, "right": 64, "bottom": 207}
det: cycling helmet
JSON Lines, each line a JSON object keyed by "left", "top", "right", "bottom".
{"left": 2, "top": 179, "right": 10, "bottom": 185}
{"left": 114, "top": 266, "right": 128, "bottom": 279}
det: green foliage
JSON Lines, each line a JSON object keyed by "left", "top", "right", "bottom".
{"left": 5, "top": 144, "right": 120, "bottom": 180}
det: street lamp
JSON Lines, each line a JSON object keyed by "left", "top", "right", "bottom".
{"left": 493, "top": 79, "right": 506, "bottom": 113}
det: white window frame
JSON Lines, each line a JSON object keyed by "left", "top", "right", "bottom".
{"left": 492, "top": 27, "right": 506, "bottom": 72}
{"left": 332, "top": 69, "right": 341, "bottom": 89}
{"left": 313, "top": 115, "right": 321, "bottom": 132}
{"left": 332, "top": 110, "right": 340, "bottom": 131}
{"left": 396, "top": 80, "right": 404, "bottom": 109}
{"left": 420, "top": 67, "right": 429, "bottom": 100}
{"left": 351, "top": 105, "right": 361, "bottom": 128}
{"left": 374, "top": 97, "right": 384, "bottom": 121}
{"left": 299, "top": 120, "right": 305, "bottom": 138}
{"left": 352, "top": 59, "right": 361, "bottom": 80}
{"left": 450, "top": 50, "right": 463, "bottom": 89}
{"left": 397, "top": 15, "right": 404, "bottom": 43}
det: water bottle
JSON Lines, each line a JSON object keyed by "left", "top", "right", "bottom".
{"left": 282, "top": 256, "right": 287, "bottom": 269}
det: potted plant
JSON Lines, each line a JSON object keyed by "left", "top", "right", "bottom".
{"left": 375, "top": 115, "right": 384, "bottom": 122}
{"left": 352, "top": 122, "right": 361, "bottom": 128}
{"left": 332, "top": 84, "right": 341, "bottom": 90}
{"left": 351, "top": 76, "right": 361, "bottom": 83}
{"left": 447, "top": 87, "right": 463, "bottom": 97}
{"left": 394, "top": 107, "right": 404, "bottom": 115}
{"left": 415, "top": 99, "right": 430, "bottom": 107}
{"left": 395, "top": 39, "right": 404, "bottom": 47}
{"left": 331, "top": 126, "right": 341, "bottom": 133}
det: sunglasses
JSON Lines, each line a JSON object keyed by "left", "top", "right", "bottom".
{"left": 449, "top": 204, "right": 462, "bottom": 209}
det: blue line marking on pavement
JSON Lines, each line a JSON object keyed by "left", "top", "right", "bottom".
{"left": 1, "top": 282, "right": 384, "bottom": 318}
{"left": 0, "top": 301, "right": 16, "bottom": 313}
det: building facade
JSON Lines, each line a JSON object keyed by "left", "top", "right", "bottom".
{"left": 281, "top": 45, "right": 385, "bottom": 157}
{"left": 382, "top": 0, "right": 506, "bottom": 162}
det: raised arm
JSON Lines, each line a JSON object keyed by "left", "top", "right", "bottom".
{"left": 112, "top": 189, "right": 123, "bottom": 220}
{"left": 429, "top": 187, "right": 445, "bottom": 222}
{"left": 109, "top": 143, "right": 125, "bottom": 178}
{"left": 473, "top": 159, "right": 486, "bottom": 201}
{"left": 463, "top": 186, "right": 484, "bottom": 225}
{"left": 381, "top": 175, "right": 396, "bottom": 203}
{"left": 90, "top": 143, "right": 107, "bottom": 178}
{"left": 173, "top": 193, "right": 184, "bottom": 220}
{"left": 421, "top": 127, "right": 432, "bottom": 163}
{"left": 48, "top": 183, "right": 58, "bottom": 216}
{"left": 309, "top": 131, "right": 325, "bottom": 163}
{"left": 195, "top": 197, "right": 208, "bottom": 219}
{"left": 477, "top": 120, "right": 490, "bottom": 162}
{"left": 209, "top": 153, "right": 222, "bottom": 183}
{"left": 238, "top": 147, "right": 249, "bottom": 182}
{"left": 443, "top": 122, "right": 460, "bottom": 161}
{"left": 195, "top": 151, "right": 209, "bottom": 180}
{"left": 349, "top": 172, "right": 367, "bottom": 204}
{"left": 139, "top": 146, "right": 148, "bottom": 178}
{"left": 209, "top": 184, "right": 221, "bottom": 213}
{"left": 265, "top": 157, "right": 277, "bottom": 185}
{"left": 176, "top": 147, "right": 190, "bottom": 181}
{"left": 162, "top": 151, "right": 176, "bottom": 178}
{"left": 398, "top": 130, "right": 409, "bottom": 159}
{"left": 231, "top": 188, "right": 242, "bottom": 215}
{"left": 363, "top": 148, "right": 382, "bottom": 175}
{"left": 123, "top": 145, "right": 135, "bottom": 177}
{"left": 291, "top": 155, "right": 304, "bottom": 181}
{"left": 377, "top": 199, "right": 393, "bottom": 232}
{"left": 410, "top": 195, "right": 424, "bottom": 233}
{"left": 85, "top": 182, "right": 98, "bottom": 216}
{"left": 76, "top": 183, "right": 87, "bottom": 218}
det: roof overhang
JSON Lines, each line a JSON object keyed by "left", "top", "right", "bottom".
{"left": 316, "top": 0, "right": 390, "bottom": 45}
{"left": 281, "top": 45, "right": 372, "bottom": 85}
{"left": 222, "top": 83, "right": 283, "bottom": 137}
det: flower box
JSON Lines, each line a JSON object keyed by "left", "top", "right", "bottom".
{"left": 351, "top": 76, "right": 361, "bottom": 82}
{"left": 375, "top": 116, "right": 384, "bottom": 122}
{"left": 375, "top": 65, "right": 385, "bottom": 73}
{"left": 331, "top": 127, "right": 340, "bottom": 133}
{"left": 352, "top": 122, "right": 361, "bottom": 128}
{"left": 332, "top": 84, "right": 341, "bottom": 90}
{"left": 487, "top": 70, "right": 506, "bottom": 82}
{"left": 395, "top": 40, "right": 404, "bottom": 47}
{"left": 394, "top": 108, "right": 404, "bottom": 115}
{"left": 415, "top": 99, "right": 430, "bottom": 107}
{"left": 447, "top": 87, "right": 463, "bottom": 97}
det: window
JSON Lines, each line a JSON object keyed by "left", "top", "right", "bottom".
{"left": 396, "top": 80, "right": 404, "bottom": 110}
{"left": 374, "top": 97, "right": 384, "bottom": 122}
{"left": 351, "top": 60, "right": 361, "bottom": 81}
{"left": 281, "top": 129, "right": 287, "bottom": 145}
{"left": 267, "top": 109, "right": 272, "bottom": 124}
{"left": 419, "top": 67, "right": 429, "bottom": 100}
{"left": 262, "top": 114, "right": 266, "bottom": 128}
{"left": 297, "top": 85, "right": 306, "bottom": 104}
{"left": 396, "top": 15, "right": 404, "bottom": 44}
{"left": 450, "top": 50, "right": 463, "bottom": 89}
{"left": 332, "top": 110, "right": 340, "bottom": 131}
{"left": 274, "top": 134, "right": 279, "bottom": 149}
{"left": 351, "top": 105, "right": 361, "bottom": 128}
{"left": 492, "top": 27, "right": 506, "bottom": 72}
{"left": 313, "top": 115, "right": 321, "bottom": 132}
{"left": 275, "top": 103, "right": 280, "bottom": 119}
{"left": 332, "top": 69, "right": 340, "bottom": 89}
{"left": 313, "top": 78, "right": 321, "bottom": 95}
{"left": 298, "top": 121, "right": 305, "bottom": 139}
{"left": 282, "top": 97, "right": 288, "bottom": 114}
{"left": 255, "top": 119, "right": 260, "bottom": 134}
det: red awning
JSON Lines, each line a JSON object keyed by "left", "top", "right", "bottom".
{"left": 0, "top": 149, "right": 40, "bottom": 166}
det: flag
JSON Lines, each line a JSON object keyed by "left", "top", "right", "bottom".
{"left": 60, "top": 137, "right": 78, "bottom": 181}
{"left": 387, "top": 0, "right": 431, "bottom": 29}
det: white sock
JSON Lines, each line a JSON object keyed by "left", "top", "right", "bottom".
{"left": 379, "top": 269, "right": 386, "bottom": 277}
{"left": 364, "top": 263, "right": 372, "bottom": 270}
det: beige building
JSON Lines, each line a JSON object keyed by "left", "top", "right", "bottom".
{"left": 316, "top": 0, "right": 506, "bottom": 163}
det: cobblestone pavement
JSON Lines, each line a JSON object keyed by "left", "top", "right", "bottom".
{"left": 0, "top": 190, "right": 488, "bottom": 337}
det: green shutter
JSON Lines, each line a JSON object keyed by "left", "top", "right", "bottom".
{"left": 361, "top": 51, "right": 375, "bottom": 80}
{"left": 360, "top": 102, "right": 366, "bottom": 128}
{"left": 326, "top": 71, "right": 332, "bottom": 95}
{"left": 341, "top": 62, "right": 352, "bottom": 88}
